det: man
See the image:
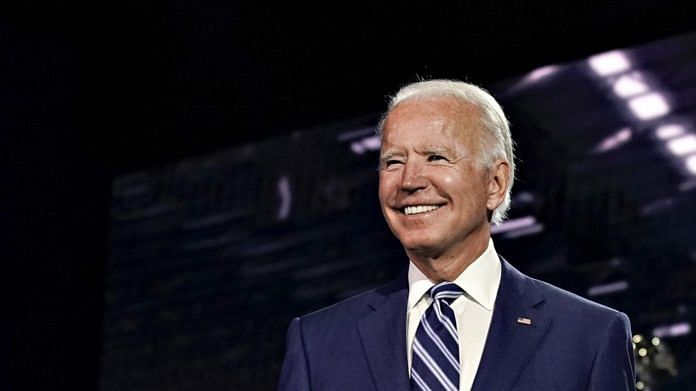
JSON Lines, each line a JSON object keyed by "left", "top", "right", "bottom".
{"left": 279, "top": 80, "right": 635, "bottom": 390}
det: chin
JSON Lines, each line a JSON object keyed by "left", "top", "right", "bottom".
{"left": 398, "top": 235, "right": 441, "bottom": 254}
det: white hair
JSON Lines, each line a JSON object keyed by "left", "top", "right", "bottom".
{"left": 379, "top": 79, "right": 515, "bottom": 224}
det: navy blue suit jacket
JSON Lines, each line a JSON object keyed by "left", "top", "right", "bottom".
{"left": 279, "top": 258, "right": 635, "bottom": 390}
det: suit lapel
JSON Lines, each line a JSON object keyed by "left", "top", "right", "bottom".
{"left": 472, "top": 258, "right": 552, "bottom": 391}
{"left": 357, "top": 274, "right": 411, "bottom": 391}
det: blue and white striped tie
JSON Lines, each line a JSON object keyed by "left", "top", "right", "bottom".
{"left": 411, "top": 282, "right": 464, "bottom": 391}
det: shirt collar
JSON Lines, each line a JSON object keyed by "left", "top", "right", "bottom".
{"left": 407, "top": 238, "right": 501, "bottom": 312}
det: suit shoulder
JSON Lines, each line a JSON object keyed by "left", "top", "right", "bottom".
{"left": 301, "top": 287, "right": 376, "bottom": 321}
{"left": 297, "top": 275, "right": 406, "bottom": 328}
{"left": 529, "top": 276, "right": 625, "bottom": 321}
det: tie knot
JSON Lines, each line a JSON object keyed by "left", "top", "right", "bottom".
{"left": 428, "top": 282, "right": 463, "bottom": 303}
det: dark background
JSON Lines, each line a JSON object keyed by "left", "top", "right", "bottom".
{"left": 3, "top": 2, "right": 696, "bottom": 390}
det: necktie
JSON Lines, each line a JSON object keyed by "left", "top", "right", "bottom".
{"left": 411, "top": 282, "right": 464, "bottom": 391}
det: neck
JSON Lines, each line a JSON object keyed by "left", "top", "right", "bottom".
{"left": 407, "top": 229, "right": 490, "bottom": 282}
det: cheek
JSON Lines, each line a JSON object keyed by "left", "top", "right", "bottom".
{"left": 378, "top": 174, "right": 397, "bottom": 201}
{"left": 431, "top": 170, "right": 464, "bottom": 196}
{"left": 439, "top": 174, "right": 457, "bottom": 186}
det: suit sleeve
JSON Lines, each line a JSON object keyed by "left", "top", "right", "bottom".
{"left": 587, "top": 312, "right": 636, "bottom": 391}
{"left": 278, "top": 317, "right": 311, "bottom": 391}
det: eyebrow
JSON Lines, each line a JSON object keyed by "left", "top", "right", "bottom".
{"left": 416, "top": 145, "right": 454, "bottom": 156}
{"left": 379, "top": 150, "right": 403, "bottom": 159}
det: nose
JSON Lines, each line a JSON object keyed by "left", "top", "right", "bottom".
{"left": 400, "top": 161, "right": 427, "bottom": 193}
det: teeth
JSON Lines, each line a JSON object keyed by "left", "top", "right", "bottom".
{"left": 404, "top": 205, "right": 440, "bottom": 215}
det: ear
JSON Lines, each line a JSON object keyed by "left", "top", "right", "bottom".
{"left": 486, "top": 159, "right": 510, "bottom": 211}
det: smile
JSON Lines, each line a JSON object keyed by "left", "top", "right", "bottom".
{"left": 403, "top": 205, "right": 441, "bottom": 215}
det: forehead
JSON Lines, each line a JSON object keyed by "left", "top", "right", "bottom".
{"left": 381, "top": 96, "right": 481, "bottom": 148}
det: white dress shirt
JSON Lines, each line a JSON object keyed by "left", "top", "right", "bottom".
{"left": 406, "top": 239, "right": 502, "bottom": 391}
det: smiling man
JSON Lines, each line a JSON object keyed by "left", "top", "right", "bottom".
{"left": 279, "top": 80, "right": 635, "bottom": 391}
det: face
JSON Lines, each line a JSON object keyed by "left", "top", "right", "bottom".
{"left": 378, "top": 96, "right": 508, "bottom": 259}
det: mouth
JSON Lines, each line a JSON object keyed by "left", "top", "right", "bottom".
{"left": 402, "top": 205, "right": 443, "bottom": 216}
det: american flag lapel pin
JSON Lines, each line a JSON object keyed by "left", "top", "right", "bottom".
{"left": 517, "top": 317, "right": 532, "bottom": 325}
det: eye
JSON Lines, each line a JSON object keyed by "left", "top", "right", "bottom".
{"left": 385, "top": 159, "right": 403, "bottom": 167}
{"left": 427, "top": 154, "right": 447, "bottom": 162}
